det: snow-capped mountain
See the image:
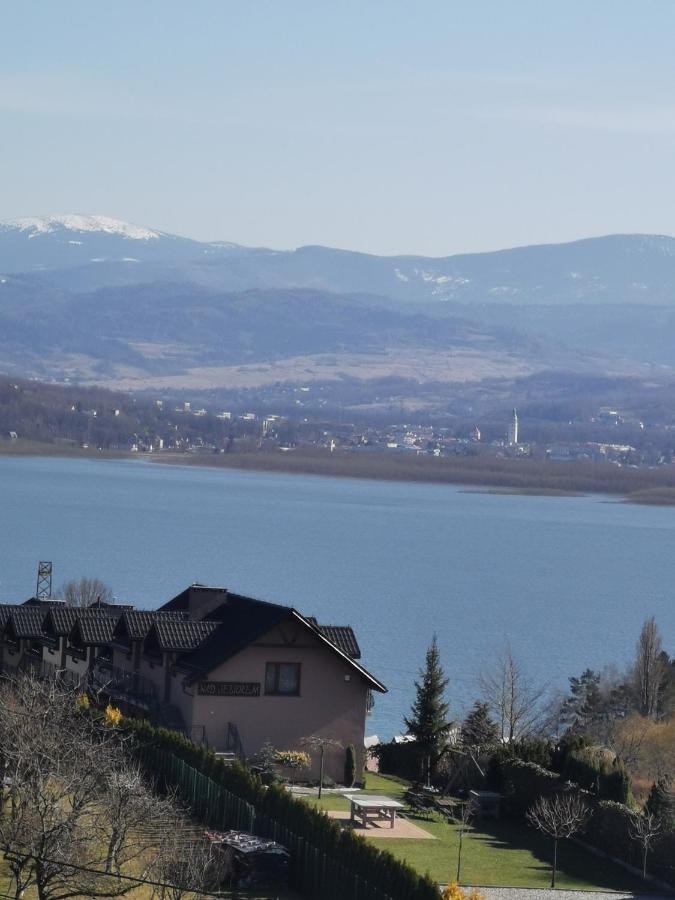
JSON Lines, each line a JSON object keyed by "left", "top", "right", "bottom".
{"left": 0, "top": 214, "right": 251, "bottom": 278}
{"left": 2, "top": 214, "right": 675, "bottom": 384}
{"left": 3, "top": 214, "right": 675, "bottom": 308}
{"left": 1, "top": 214, "right": 162, "bottom": 241}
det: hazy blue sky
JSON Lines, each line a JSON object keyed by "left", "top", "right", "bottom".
{"left": 3, "top": 1, "right": 675, "bottom": 255}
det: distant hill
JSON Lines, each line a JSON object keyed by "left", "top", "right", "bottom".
{"left": 1, "top": 215, "right": 674, "bottom": 389}
{"left": 3, "top": 216, "right": 675, "bottom": 305}
{"left": 0, "top": 280, "right": 556, "bottom": 385}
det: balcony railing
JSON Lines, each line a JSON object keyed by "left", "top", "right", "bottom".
{"left": 91, "top": 663, "right": 160, "bottom": 708}
{"left": 0, "top": 657, "right": 88, "bottom": 689}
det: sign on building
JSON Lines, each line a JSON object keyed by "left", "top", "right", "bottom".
{"left": 197, "top": 681, "right": 261, "bottom": 697}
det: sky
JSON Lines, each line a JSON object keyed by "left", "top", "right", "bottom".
{"left": 3, "top": 1, "right": 675, "bottom": 256}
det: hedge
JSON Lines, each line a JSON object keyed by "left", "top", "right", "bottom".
{"left": 122, "top": 719, "right": 440, "bottom": 900}
{"left": 490, "top": 757, "right": 675, "bottom": 887}
{"left": 371, "top": 740, "right": 425, "bottom": 782}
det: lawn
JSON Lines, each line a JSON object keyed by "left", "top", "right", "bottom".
{"left": 307, "top": 772, "right": 409, "bottom": 813}
{"left": 0, "top": 856, "right": 300, "bottom": 900}
{"left": 299, "top": 774, "right": 648, "bottom": 892}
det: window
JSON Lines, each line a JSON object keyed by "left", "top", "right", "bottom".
{"left": 265, "top": 662, "right": 300, "bottom": 696}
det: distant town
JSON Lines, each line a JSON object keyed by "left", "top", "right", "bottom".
{"left": 2, "top": 374, "right": 672, "bottom": 470}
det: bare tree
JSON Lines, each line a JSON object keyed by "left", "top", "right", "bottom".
{"left": 151, "top": 821, "right": 232, "bottom": 900}
{"left": 632, "top": 617, "right": 667, "bottom": 719}
{"left": 299, "top": 735, "right": 343, "bottom": 798}
{"left": 628, "top": 811, "right": 661, "bottom": 880}
{"left": 479, "top": 644, "right": 549, "bottom": 743}
{"left": 526, "top": 793, "right": 590, "bottom": 888}
{"left": 55, "top": 577, "right": 114, "bottom": 607}
{"left": 0, "top": 673, "right": 164, "bottom": 900}
{"left": 97, "top": 763, "right": 174, "bottom": 875}
{"left": 455, "top": 798, "right": 477, "bottom": 883}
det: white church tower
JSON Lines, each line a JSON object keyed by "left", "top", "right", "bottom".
{"left": 508, "top": 408, "right": 519, "bottom": 446}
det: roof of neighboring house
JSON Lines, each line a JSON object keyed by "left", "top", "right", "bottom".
{"left": 145, "top": 618, "right": 219, "bottom": 653}
{"left": 45, "top": 606, "right": 79, "bottom": 636}
{"left": 22, "top": 598, "right": 69, "bottom": 607}
{"left": 0, "top": 584, "right": 386, "bottom": 693}
{"left": 0, "top": 605, "right": 23, "bottom": 628}
{"left": 6, "top": 607, "right": 48, "bottom": 639}
{"left": 305, "top": 618, "right": 361, "bottom": 659}
{"left": 113, "top": 609, "right": 188, "bottom": 642}
{"left": 70, "top": 612, "right": 118, "bottom": 646}
{"left": 295, "top": 611, "right": 386, "bottom": 692}
{"left": 88, "top": 600, "right": 134, "bottom": 611}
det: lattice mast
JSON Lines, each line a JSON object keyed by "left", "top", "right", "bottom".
{"left": 36, "top": 561, "right": 52, "bottom": 599}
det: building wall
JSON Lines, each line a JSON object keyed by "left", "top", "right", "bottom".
{"left": 0, "top": 612, "right": 376, "bottom": 784}
{"left": 174, "top": 620, "right": 370, "bottom": 782}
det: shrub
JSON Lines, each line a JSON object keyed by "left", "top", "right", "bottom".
{"left": 371, "top": 739, "right": 425, "bottom": 781}
{"left": 562, "top": 749, "right": 631, "bottom": 804}
{"left": 124, "top": 719, "right": 441, "bottom": 900}
{"left": 104, "top": 704, "right": 122, "bottom": 727}
{"left": 499, "top": 759, "right": 561, "bottom": 817}
{"left": 344, "top": 744, "right": 356, "bottom": 787}
{"left": 442, "top": 882, "right": 485, "bottom": 900}
{"left": 276, "top": 750, "right": 311, "bottom": 770}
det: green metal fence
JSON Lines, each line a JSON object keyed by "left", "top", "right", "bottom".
{"left": 135, "top": 744, "right": 400, "bottom": 900}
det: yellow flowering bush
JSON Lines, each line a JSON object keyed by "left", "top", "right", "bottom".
{"left": 442, "top": 883, "right": 484, "bottom": 900}
{"left": 75, "top": 693, "right": 90, "bottom": 711}
{"left": 104, "top": 704, "right": 122, "bottom": 727}
{"left": 276, "top": 750, "right": 311, "bottom": 770}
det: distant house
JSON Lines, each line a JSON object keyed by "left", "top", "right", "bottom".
{"left": 0, "top": 584, "right": 386, "bottom": 781}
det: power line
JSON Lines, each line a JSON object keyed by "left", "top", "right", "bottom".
{"left": 4, "top": 849, "right": 236, "bottom": 899}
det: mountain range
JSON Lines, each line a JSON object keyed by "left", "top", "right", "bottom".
{"left": 1, "top": 215, "right": 674, "bottom": 392}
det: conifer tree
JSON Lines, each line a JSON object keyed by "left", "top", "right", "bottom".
{"left": 645, "top": 777, "right": 674, "bottom": 829}
{"left": 404, "top": 635, "right": 451, "bottom": 774}
{"left": 460, "top": 701, "right": 499, "bottom": 748}
{"left": 560, "top": 669, "right": 602, "bottom": 733}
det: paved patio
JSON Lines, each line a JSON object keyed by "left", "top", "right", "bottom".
{"left": 326, "top": 810, "right": 435, "bottom": 839}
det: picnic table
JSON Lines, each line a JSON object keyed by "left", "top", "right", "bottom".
{"left": 344, "top": 794, "right": 405, "bottom": 829}
{"left": 434, "top": 796, "right": 465, "bottom": 820}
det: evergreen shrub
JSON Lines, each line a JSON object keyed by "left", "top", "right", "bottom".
{"left": 121, "top": 718, "right": 440, "bottom": 900}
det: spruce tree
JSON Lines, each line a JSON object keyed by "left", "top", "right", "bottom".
{"left": 404, "top": 635, "right": 451, "bottom": 773}
{"left": 461, "top": 701, "right": 499, "bottom": 748}
{"left": 560, "top": 669, "right": 602, "bottom": 733}
{"left": 645, "top": 777, "right": 674, "bottom": 829}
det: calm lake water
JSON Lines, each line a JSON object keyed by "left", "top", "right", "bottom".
{"left": 1, "top": 456, "right": 674, "bottom": 738}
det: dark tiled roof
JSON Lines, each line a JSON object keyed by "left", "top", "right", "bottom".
{"left": 149, "top": 618, "right": 218, "bottom": 652}
{"left": 22, "top": 598, "right": 71, "bottom": 607}
{"left": 116, "top": 609, "right": 188, "bottom": 641}
{"left": 179, "top": 595, "right": 292, "bottom": 681}
{"left": 8, "top": 607, "right": 48, "bottom": 639}
{"left": 158, "top": 584, "right": 229, "bottom": 613}
{"left": 46, "top": 607, "right": 79, "bottom": 636}
{"left": 87, "top": 600, "right": 134, "bottom": 611}
{"left": 305, "top": 617, "right": 361, "bottom": 659}
{"left": 316, "top": 625, "right": 361, "bottom": 659}
{"left": 0, "top": 605, "right": 23, "bottom": 627}
{"left": 73, "top": 613, "right": 118, "bottom": 646}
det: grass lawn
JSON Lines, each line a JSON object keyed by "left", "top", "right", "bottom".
{"left": 307, "top": 772, "right": 410, "bottom": 813}
{"left": 0, "top": 858, "right": 300, "bottom": 900}
{"left": 368, "top": 816, "right": 648, "bottom": 891}
{"left": 299, "top": 774, "right": 648, "bottom": 892}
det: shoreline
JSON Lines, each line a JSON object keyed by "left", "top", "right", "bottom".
{"left": 4, "top": 441, "right": 675, "bottom": 506}
{"left": 150, "top": 449, "right": 675, "bottom": 506}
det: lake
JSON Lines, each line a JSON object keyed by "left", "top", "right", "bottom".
{"left": 1, "top": 456, "right": 674, "bottom": 739}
